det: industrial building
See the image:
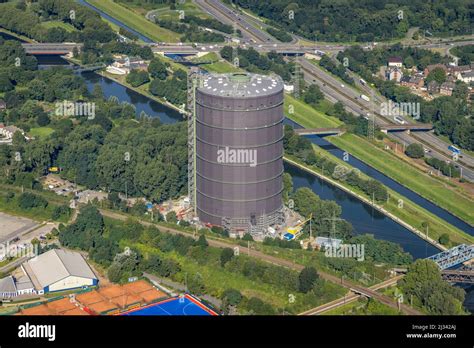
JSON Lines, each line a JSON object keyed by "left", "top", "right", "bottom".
{"left": 22, "top": 249, "right": 98, "bottom": 294}
{"left": 188, "top": 71, "right": 285, "bottom": 237}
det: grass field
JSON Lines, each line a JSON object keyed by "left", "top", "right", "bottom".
{"left": 150, "top": 0, "right": 210, "bottom": 21}
{"left": 29, "top": 127, "right": 54, "bottom": 138}
{"left": 86, "top": 0, "right": 181, "bottom": 42}
{"left": 41, "top": 21, "right": 76, "bottom": 32}
{"left": 328, "top": 133, "right": 474, "bottom": 227}
{"left": 190, "top": 52, "right": 219, "bottom": 64}
{"left": 129, "top": 240, "right": 345, "bottom": 313}
{"left": 284, "top": 95, "right": 343, "bottom": 129}
{"left": 199, "top": 57, "right": 243, "bottom": 73}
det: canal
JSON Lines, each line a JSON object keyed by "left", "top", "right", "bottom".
{"left": 1, "top": 32, "right": 445, "bottom": 259}
{"left": 2, "top": 11, "right": 472, "bottom": 313}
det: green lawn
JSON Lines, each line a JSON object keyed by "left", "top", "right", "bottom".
{"left": 190, "top": 52, "right": 219, "bottom": 64}
{"left": 201, "top": 60, "right": 243, "bottom": 73}
{"left": 151, "top": 0, "right": 210, "bottom": 21}
{"left": 328, "top": 133, "right": 474, "bottom": 227}
{"left": 284, "top": 94, "right": 343, "bottom": 129}
{"left": 130, "top": 241, "right": 345, "bottom": 313}
{"left": 29, "top": 127, "right": 54, "bottom": 138}
{"left": 86, "top": 0, "right": 181, "bottom": 42}
{"left": 41, "top": 21, "right": 76, "bottom": 32}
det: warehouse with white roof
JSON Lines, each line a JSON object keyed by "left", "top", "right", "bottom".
{"left": 22, "top": 249, "right": 98, "bottom": 294}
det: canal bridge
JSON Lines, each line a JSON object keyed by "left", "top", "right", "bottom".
{"left": 293, "top": 128, "right": 344, "bottom": 136}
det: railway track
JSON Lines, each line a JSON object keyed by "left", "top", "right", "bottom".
{"left": 100, "top": 209, "right": 422, "bottom": 315}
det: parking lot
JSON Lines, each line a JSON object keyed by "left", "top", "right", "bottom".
{"left": 0, "top": 212, "right": 38, "bottom": 244}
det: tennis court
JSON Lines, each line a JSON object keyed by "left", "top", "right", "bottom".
{"left": 122, "top": 295, "right": 217, "bottom": 316}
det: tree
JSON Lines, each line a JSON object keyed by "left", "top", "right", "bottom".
{"left": 438, "top": 233, "right": 450, "bottom": 246}
{"left": 405, "top": 143, "right": 424, "bottom": 158}
{"left": 242, "top": 233, "right": 254, "bottom": 241}
{"left": 298, "top": 266, "right": 319, "bottom": 293}
{"left": 222, "top": 288, "right": 242, "bottom": 306}
{"left": 399, "top": 259, "right": 465, "bottom": 315}
{"left": 303, "top": 84, "right": 324, "bottom": 105}
{"left": 126, "top": 69, "right": 150, "bottom": 87}
{"left": 166, "top": 211, "right": 177, "bottom": 223}
{"left": 220, "top": 46, "right": 233, "bottom": 61}
{"left": 18, "top": 192, "right": 48, "bottom": 209}
{"left": 220, "top": 248, "right": 234, "bottom": 267}
{"left": 282, "top": 172, "right": 293, "bottom": 202}
{"left": 188, "top": 273, "right": 205, "bottom": 295}
{"left": 37, "top": 112, "right": 50, "bottom": 127}
{"left": 195, "top": 234, "right": 208, "bottom": 248}
{"left": 426, "top": 67, "right": 446, "bottom": 85}
{"left": 148, "top": 58, "right": 168, "bottom": 80}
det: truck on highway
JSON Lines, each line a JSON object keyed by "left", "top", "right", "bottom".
{"left": 448, "top": 145, "right": 461, "bottom": 154}
{"left": 394, "top": 116, "right": 406, "bottom": 124}
{"left": 314, "top": 50, "right": 325, "bottom": 56}
{"left": 359, "top": 78, "right": 367, "bottom": 86}
{"left": 360, "top": 94, "right": 370, "bottom": 102}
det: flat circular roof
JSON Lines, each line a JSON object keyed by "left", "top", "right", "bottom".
{"left": 198, "top": 73, "right": 283, "bottom": 98}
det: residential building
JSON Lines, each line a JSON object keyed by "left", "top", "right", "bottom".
{"left": 458, "top": 71, "right": 474, "bottom": 84}
{"left": 400, "top": 74, "right": 424, "bottom": 89}
{"left": 427, "top": 80, "right": 440, "bottom": 94}
{"left": 0, "top": 99, "right": 6, "bottom": 111}
{"left": 387, "top": 57, "right": 403, "bottom": 68}
{"left": 386, "top": 67, "right": 403, "bottom": 82}
{"left": 424, "top": 64, "right": 447, "bottom": 77}
{"left": 440, "top": 81, "right": 455, "bottom": 96}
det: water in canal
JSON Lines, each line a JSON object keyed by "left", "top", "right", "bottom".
{"left": 71, "top": 60, "right": 442, "bottom": 259}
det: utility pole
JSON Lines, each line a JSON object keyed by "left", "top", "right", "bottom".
{"left": 323, "top": 214, "right": 344, "bottom": 242}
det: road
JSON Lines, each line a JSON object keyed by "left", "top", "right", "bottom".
{"left": 100, "top": 209, "right": 422, "bottom": 315}
{"left": 297, "top": 58, "right": 474, "bottom": 181}
{"left": 190, "top": 0, "right": 474, "bottom": 180}
{"left": 194, "top": 0, "right": 276, "bottom": 44}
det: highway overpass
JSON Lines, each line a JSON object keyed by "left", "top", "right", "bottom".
{"left": 22, "top": 43, "right": 83, "bottom": 55}
{"left": 294, "top": 128, "right": 344, "bottom": 136}
{"left": 380, "top": 124, "right": 434, "bottom": 133}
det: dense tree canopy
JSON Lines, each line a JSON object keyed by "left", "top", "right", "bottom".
{"left": 232, "top": 0, "right": 472, "bottom": 42}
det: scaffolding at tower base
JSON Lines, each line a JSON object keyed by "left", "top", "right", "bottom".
{"left": 222, "top": 207, "right": 285, "bottom": 239}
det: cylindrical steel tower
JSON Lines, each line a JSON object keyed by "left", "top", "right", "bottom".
{"left": 194, "top": 73, "right": 284, "bottom": 235}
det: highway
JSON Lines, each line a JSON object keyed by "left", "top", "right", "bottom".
{"left": 194, "top": 0, "right": 277, "bottom": 43}
{"left": 297, "top": 58, "right": 474, "bottom": 181}
{"left": 99, "top": 209, "right": 422, "bottom": 315}
{"left": 192, "top": 0, "right": 474, "bottom": 181}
